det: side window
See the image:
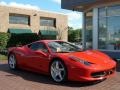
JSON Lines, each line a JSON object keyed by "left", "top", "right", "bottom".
{"left": 28, "top": 42, "right": 48, "bottom": 52}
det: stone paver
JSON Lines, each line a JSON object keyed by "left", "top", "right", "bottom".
{"left": 0, "top": 61, "right": 120, "bottom": 90}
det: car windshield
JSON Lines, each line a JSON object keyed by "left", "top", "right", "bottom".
{"left": 48, "top": 41, "right": 82, "bottom": 53}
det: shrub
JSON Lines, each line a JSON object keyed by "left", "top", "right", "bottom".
{"left": 0, "top": 32, "right": 10, "bottom": 50}
{"left": 7, "top": 33, "right": 40, "bottom": 47}
{"left": 0, "top": 33, "right": 40, "bottom": 50}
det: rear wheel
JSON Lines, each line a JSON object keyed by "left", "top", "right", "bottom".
{"left": 50, "top": 60, "right": 67, "bottom": 83}
{"left": 8, "top": 54, "right": 17, "bottom": 70}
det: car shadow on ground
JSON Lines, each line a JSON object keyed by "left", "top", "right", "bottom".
{"left": 0, "top": 63, "right": 119, "bottom": 87}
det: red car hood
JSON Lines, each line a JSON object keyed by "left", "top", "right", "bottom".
{"left": 58, "top": 50, "right": 116, "bottom": 69}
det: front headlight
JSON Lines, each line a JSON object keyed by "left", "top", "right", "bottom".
{"left": 69, "top": 56, "right": 92, "bottom": 66}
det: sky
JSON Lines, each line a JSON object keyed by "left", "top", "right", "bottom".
{"left": 0, "top": 0, "right": 82, "bottom": 29}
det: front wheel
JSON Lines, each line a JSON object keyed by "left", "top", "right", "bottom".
{"left": 50, "top": 60, "right": 67, "bottom": 83}
{"left": 8, "top": 54, "right": 17, "bottom": 70}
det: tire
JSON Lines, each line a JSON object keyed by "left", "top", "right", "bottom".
{"left": 8, "top": 54, "right": 17, "bottom": 70}
{"left": 50, "top": 60, "right": 67, "bottom": 83}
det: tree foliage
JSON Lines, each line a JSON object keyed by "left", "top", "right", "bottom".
{"left": 0, "top": 33, "right": 10, "bottom": 50}
{"left": 68, "top": 27, "right": 82, "bottom": 42}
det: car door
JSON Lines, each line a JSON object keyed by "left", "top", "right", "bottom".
{"left": 26, "top": 42, "right": 50, "bottom": 73}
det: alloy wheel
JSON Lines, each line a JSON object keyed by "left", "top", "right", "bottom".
{"left": 8, "top": 54, "right": 16, "bottom": 69}
{"left": 50, "top": 60, "right": 66, "bottom": 82}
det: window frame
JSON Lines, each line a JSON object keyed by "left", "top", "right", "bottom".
{"left": 9, "top": 13, "right": 30, "bottom": 25}
{"left": 40, "top": 17, "right": 56, "bottom": 27}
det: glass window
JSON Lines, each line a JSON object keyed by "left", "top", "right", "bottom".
{"left": 40, "top": 17, "right": 56, "bottom": 27}
{"left": 28, "top": 42, "right": 48, "bottom": 52}
{"left": 99, "top": 7, "right": 106, "bottom": 17}
{"left": 85, "top": 10, "right": 93, "bottom": 49}
{"left": 48, "top": 41, "right": 81, "bottom": 53}
{"left": 98, "top": 5, "right": 120, "bottom": 50}
{"left": 9, "top": 14, "right": 30, "bottom": 25}
{"left": 107, "top": 16, "right": 120, "bottom": 50}
{"left": 107, "top": 5, "right": 120, "bottom": 16}
{"left": 98, "top": 17, "right": 107, "bottom": 49}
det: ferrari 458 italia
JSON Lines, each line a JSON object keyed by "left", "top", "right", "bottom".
{"left": 8, "top": 40, "right": 116, "bottom": 83}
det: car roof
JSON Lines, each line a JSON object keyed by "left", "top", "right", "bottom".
{"left": 24, "top": 40, "right": 66, "bottom": 47}
{"left": 27, "top": 40, "right": 64, "bottom": 45}
{"left": 39, "top": 40, "right": 63, "bottom": 43}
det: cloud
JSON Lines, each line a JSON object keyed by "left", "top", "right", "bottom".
{"left": 66, "top": 12, "right": 82, "bottom": 21}
{"left": 0, "top": 1, "right": 40, "bottom": 10}
{"left": 66, "top": 12, "right": 82, "bottom": 29}
{"left": 0, "top": 1, "right": 7, "bottom": 5}
{"left": 52, "top": 0, "right": 61, "bottom": 4}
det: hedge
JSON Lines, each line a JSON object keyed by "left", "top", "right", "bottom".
{"left": 7, "top": 33, "right": 40, "bottom": 47}
{"left": 0, "top": 32, "right": 40, "bottom": 50}
{"left": 0, "top": 33, "right": 10, "bottom": 50}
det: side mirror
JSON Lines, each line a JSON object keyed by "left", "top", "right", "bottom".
{"left": 35, "top": 50, "right": 47, "bottom": 57}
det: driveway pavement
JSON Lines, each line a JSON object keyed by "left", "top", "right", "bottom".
{"left": 0, "top": 60, "right": 120, "bottom": 90}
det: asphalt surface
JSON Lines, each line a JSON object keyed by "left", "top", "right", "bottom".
{"left": 0, "top": 60, "right": 120, "bottom": 90}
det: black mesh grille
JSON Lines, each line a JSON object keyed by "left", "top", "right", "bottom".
{"left": 91, "top": 68, "right": 115, "bottom": 78}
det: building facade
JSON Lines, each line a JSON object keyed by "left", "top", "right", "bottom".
{"left": 62, "top": 0, "right": 120, "bottom": 59}
{"left": 0, "top": 6, "right": 68, "bottom": 41}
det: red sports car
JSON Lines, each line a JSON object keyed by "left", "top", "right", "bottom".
{"left": 8, "top": 40, "right": 116, "bottom": 83}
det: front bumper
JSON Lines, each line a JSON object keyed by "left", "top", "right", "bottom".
{"left": 67, "top": 64, "right": 116, "bottom": 82}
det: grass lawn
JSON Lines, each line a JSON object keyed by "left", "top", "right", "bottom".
{"left": 0, "top": 54, "right": 7, "bottom": 60}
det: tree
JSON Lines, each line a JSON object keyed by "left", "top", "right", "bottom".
{"left": 68, "top": 27, "right": 82, "bottom": 42}
{"left": 57, "top": 25, "right": 68, "bottom": 40}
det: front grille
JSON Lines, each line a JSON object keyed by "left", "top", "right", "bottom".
{"left": 91, "top": 68, "right": 115, "bottom": 78}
